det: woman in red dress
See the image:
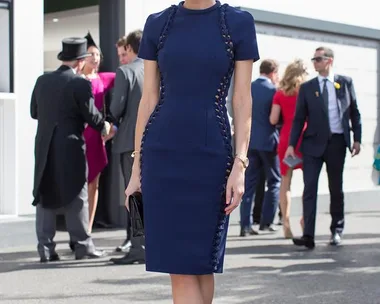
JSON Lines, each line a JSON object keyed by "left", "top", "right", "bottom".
{"left": 270, "top": 59, "right": 307, "bottom": 238}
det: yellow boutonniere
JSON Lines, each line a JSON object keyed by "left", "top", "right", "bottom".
{"left": 334, "top": 82, "right": 341, "bottom": 89}
{"left": 315, "top": 91, "right": 319, "bottom": 97}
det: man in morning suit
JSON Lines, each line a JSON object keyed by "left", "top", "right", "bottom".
{"left": 239, "top": 59, "right": 281, "bottom": 236}
{"left": 109, "top": 30, "right": 146, "bottom": 265}
{"left": 31, "top": 37, "right": 110, "bottom": 262}
{"left": 286, "top": 46, "right": 362, "bottom": 249}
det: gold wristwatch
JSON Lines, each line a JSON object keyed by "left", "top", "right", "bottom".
{"left": 235, "top": 154, "right": 249, "bottom": 168}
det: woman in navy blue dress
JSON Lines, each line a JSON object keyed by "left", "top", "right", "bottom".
{"left": 125, "top": 0, "right": 259, "bottom": 302}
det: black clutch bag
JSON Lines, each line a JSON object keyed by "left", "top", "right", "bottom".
{"left": 129, "top": 192, "right": 144, "bottom": 237}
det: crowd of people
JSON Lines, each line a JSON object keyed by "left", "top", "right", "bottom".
{"left": 30, "top": 0, "right": 362, "bottom": 303}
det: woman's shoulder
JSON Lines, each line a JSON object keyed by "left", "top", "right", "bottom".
{"left": 98, "top": 72, "right": 115, "bottom": 79}
{"left": 277, "top": 90, "right": 298, "bottom": 101}
{"left": 274, "top": 90, "right": 285, "bottom": 98}
{"left": 224, "top": 5, "right": 255, "bottom": 28}
{"left": 144, "top": 5, "right": 177, "bottom": 31}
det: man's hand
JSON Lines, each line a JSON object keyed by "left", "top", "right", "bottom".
{"left": 351, "top": 142, "right": 361, "bottom": 157}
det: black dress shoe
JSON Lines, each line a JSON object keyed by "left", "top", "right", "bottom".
{"left": 239, "top": 226, "right": 259, "bottom": 237}
{"left": 329, "top": 233, "right": 342, "bottom": 246}
{"left": 115, "top": 240, "right": 132, "bottom": 252}
{"left": 75, "top": 250, "right": 107, "bottom": 260}
{"left": 259, "top": 224, "right": 278, "bottom": 232}
{"left": 109, "top": 253, "right": 145, "bottom": 265}
{"left": 293, "top": 236, "right": 315, "bottom": 249}
{"left": 40, "top": 253, "right": 60, "bottom": 263}
{"left": 69, "top": 241, "right": 76, "bottom": 252}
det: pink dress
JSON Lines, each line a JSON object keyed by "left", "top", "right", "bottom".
{"left": 84, "top": 72, "right": 115, "bottom": 183}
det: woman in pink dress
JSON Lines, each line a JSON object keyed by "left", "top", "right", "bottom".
{"left": 269, "top": 59, "right": 307, "bottom": 238}
{"left": 82, "top": 32, "right": 115, "bottom": 233}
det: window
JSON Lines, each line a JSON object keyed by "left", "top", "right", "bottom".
{"left": 0, "top": 0, "right": 12, "bottom": 93}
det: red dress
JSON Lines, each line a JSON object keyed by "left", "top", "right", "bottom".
{"left": 83, "top": 72, "right": 115, "bottom": 183}
{"left": 273, "top": 90, "right": 306, "bottom": 176}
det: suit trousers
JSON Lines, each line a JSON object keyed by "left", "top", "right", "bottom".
{"left": 36, "top": 183, "right": 95, "bottom": 258}
{"left": 302, "top": 134, "right": 347, "bottom": 238}
{"left": 252, "top": 167, "right": 265, "bottom": 224}
{"left": 240, "top": 149, "right": 281, "bottom": 228}
{"left": 120, "top": 152, "right": 145, "bottom": 256}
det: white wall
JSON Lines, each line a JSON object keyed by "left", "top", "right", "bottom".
{"left": 230, "top": 0, "right": 380, "bottom": 30}
{"left": 13, "top": 0, "right": 44, "bottom": 214}
{"left": 44, "top": 0, "right": 380, "bottom": 70}
{"left": 44, "top": 6, "right": 99, "bottom": 71}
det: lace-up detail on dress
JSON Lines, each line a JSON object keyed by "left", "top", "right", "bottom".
{"left": 210, "top": 3, "right": 235, "bottom": 273}
{"left": 140, "top": 5, "right": 178, "bottom": 178}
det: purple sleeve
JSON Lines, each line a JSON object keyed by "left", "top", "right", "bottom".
{"left": 99, "top": 72, "right": 116, "bottom": 92}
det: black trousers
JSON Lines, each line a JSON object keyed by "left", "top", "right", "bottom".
{"left": 120, "top": 152, "right": 133, "bottom": 241}
{"left": 252, "top": 167, "right": 265, "bottom": 224}
{"left": 302, "top": 134, "right": 346, "bottom": 238}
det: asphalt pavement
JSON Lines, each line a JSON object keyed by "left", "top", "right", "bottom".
{"left": 0, "top": 197, "right": 379, "bottom": 304}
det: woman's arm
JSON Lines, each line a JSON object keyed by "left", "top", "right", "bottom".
{"left": 225, "top": 59, "right": 253, "bottom": 213}
{"left": 270, "top": 104, "right": 281, "bottom": 125}
{"left": 232, "top": 60, "right": 253, "bottom": 160}
{"left": 131, "top": 60, "right": 160, "bottom": 172}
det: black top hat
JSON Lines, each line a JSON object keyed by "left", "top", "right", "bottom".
{"left": 84, "top": 31, "right": 103, "bottom": 57}
{"left": 57, "top": 37, "right": 91, "bottom": 61}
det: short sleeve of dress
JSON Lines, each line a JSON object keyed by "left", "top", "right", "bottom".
{"left": 138, "top": 15, "right": 156, "bottom": 60}
{"left": 273, "top": 90, "right": 282, "bottom": 106}
{"left": 228, "top": 10, "right": 260, "bottom": 62}
{"left": 138, "top": 14, "right": 159, "bottom": 61}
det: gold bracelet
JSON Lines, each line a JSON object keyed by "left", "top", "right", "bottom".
{"left": 131, "top": 151, "right": 141, "bottom": 158}
{"left": 234, "top": 154, "right": 249, "bottom": 169}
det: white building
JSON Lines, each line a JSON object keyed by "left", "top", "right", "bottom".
{"left": 1, "top": 0, "right": 379, "bottom": 217}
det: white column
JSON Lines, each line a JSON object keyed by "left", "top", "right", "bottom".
{"left": 11, "top": 0, "right": 44, "bottom": 215}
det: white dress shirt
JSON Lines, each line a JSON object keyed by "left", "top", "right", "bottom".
{"left": 318, "top": 74, "right": 343, "bottom": 134}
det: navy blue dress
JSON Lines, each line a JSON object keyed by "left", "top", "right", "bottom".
{"left": 138, "top": 1, "right": 259, "bottom": 275}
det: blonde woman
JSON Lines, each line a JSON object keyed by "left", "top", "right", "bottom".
{"left": 269, "top": 59, "right": 307, "bottom": 238}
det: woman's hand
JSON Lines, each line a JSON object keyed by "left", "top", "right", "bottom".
{"left": 124, "top": 167, "right": 141, "bottom": 211}
{"left": 225, "top": 160, "right": 245, "bottom": 215}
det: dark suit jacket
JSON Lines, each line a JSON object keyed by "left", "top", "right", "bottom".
{"left": 31, "top": 65, "right": 105, "bottom": 208}
{"left": 289, "top": 75, "right": 362, "bottom": 157}
{"left": 110, "top": 58, "right": 144, "bottom": 154}
{"left": 249, "top": 78, "right": 278, "bottom": 151}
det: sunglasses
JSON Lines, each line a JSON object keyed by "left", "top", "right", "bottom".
{"left": 311, "top": 56, "right": 329, "bottom": 63}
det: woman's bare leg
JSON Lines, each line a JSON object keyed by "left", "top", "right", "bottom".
{"left": 171, "top": 274, "right": 204, "bottom": 304}
{"left": 198, "top": 274, "right": 214, "bottom": 304}
{"left": 88, "top": 173, "right": 100, "bottom": 234}
{"left": 279, "top": 169, "right": 293, "bottom": 239}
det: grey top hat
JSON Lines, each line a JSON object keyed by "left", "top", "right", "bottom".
{"left": 57, "top": 37, "right": 91, "bottom": 61}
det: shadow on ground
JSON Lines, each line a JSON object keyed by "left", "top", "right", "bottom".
{"left": 1, "top": 232, "right": 380, "bottom": 303}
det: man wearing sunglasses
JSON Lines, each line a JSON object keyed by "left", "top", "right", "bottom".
{"left": 285, "top": 46, "right": 362, "bottom": 249}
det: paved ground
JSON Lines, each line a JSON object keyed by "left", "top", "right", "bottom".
{"left": 0, "top": 197, "right": 380, "bottom": 304}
